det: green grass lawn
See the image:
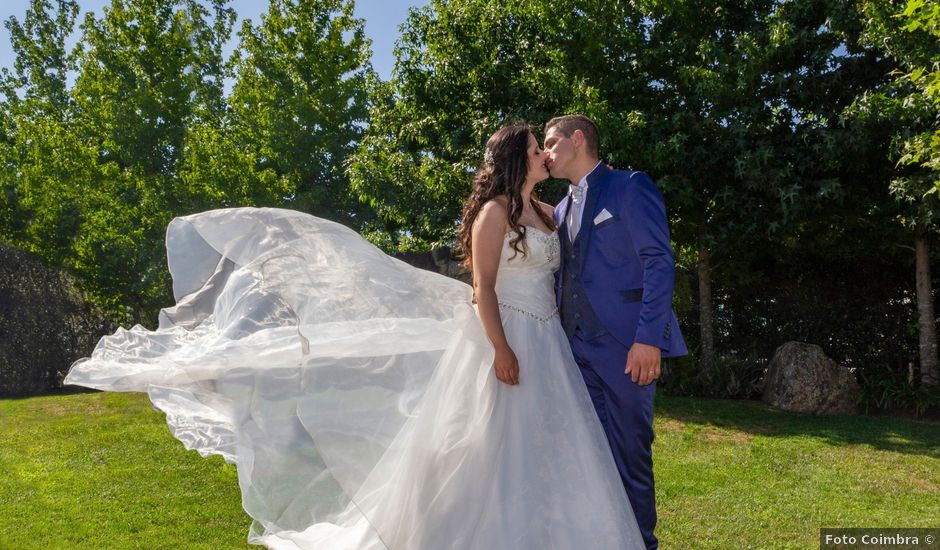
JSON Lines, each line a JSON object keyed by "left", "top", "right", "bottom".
{"left": 1, "top": 390, "right": 937, "bottom": 549}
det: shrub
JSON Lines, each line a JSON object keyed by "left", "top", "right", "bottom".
{"left": 857, "top": 369, "right": 940, "bottom": 418}
{"left": 661, "top": 352, "right": 767, "bottom": 400}
{"left": 0, "top": 243, "right": 112, "bottom": 396}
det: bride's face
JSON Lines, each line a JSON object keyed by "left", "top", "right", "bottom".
{"left": 525, "top": 133, "right": 550, "bottom": 184}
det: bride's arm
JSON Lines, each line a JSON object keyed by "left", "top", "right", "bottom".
{"left": 471, "top": 200, "right": 519, "bottom": 386}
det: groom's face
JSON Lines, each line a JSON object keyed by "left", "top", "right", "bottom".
{"left": 543, "top": 127, "right": 576, "bottom": 182}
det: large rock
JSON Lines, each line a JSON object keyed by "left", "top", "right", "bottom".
{"left": 762, "top": 341, "right": 860, "bottom": 415}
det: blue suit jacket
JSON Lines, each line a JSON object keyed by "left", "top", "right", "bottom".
{"left": 554, "top": 164, "right": 688, "bottom": 357}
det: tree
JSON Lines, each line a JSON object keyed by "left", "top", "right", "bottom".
{"left": 353, "top": 0, "right": 885, "bottom": 378}
{"left": 68, "top": 0, "right": 235, "bottom": 321}
{"left": 350, "top": 0, "right": 649, "bottom": 250}
{"left": 0, "top": 0, "right": 83, "bottom": 260}
{"left": 850, "top": 0, "right": 940, "bottom": 387}
{"left": 204, "top": 0, "right": 375, "bottom": 227}
{"left": 2, "top": 0, "right": 377, "bottom": 324}
{"left": 897, "top": 0, "right": 940, "bottom": 175}
{"left": 626, "top": 0, "right": 895, "bottom": 374}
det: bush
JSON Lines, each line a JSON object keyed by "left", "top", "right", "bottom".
{"left": 857, "top": 369, "right": 940, "bottom": 418}
{"left": 661, "top": 353, "right": 767, "bottom": 400}
{"left": 0, "top": 243, "right": 112, "bottom": 396}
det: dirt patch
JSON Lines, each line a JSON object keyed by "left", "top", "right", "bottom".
{"left": 657, "top": 418, "right": 685, "bottom": 433}
{"left": 702, "top": 429, "right": 753, "bottom": 443}
{"left": 657, "top": 415, "right": 762, "bottom": 442}
{"left": 23, "top": 394, "right": 107, "bottom": 417}
{"left": 910, "top": 476, "right": 940, "bottom": 493}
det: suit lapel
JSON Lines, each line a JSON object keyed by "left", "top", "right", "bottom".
{"left": 556, "top": 194, "right": 571, "bottom": 233}
{"left": 555, "top": 195, "right": 571, "bottom": 309}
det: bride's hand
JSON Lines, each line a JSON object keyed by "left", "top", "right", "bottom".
{"left": 493, "top": 344, "right": 520, "bottom": 385}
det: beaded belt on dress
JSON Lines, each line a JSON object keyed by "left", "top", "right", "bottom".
{"left": 497, "top": 302, "right": 559, "bottom": 322}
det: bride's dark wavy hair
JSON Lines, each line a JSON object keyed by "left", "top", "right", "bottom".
{"left": 457, "top": 123, "right": 556, "bottom": 270}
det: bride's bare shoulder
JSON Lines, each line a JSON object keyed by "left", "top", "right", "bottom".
{"left": 475, "top": 197, "right": 510, "bottom": 232}
{"left": 488, "top": 195, "right": 510, "bottom": 210}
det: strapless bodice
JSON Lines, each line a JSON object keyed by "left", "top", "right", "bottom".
{"left": 494, "top": 227, "right": 560, "bottom": 321}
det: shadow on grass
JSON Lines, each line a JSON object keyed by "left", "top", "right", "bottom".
{"left": 7, "top": 388, "right": 938, "bottom": 459}
{"left": 0, "top": 385, "right": 100, "bottom": 401}
{"left": 655, "top": 394, "right": 940, "bottom": 459}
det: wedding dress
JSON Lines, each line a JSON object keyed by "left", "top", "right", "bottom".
{"left": 64, "top": 207, "right": 645, "bottom": 549}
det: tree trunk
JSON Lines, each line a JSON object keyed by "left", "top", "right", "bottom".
{"left": 698, "top": 224, "right": 716, "bottom": 369}
{"left": 914, "top": 232, "right": 938, "bottom": 386}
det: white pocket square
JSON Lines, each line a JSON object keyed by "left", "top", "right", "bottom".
{"left": 594, "top": 209, "right": 614, "bottom": 225}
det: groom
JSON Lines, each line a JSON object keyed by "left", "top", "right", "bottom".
{"left": 544, "top": 115, "right": 687, "bottom": 550}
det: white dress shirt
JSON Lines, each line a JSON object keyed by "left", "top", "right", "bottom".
{"left": 567, "top": 161, "right": 602, "bottom": 242}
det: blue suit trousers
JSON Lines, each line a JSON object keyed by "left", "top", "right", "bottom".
{"left": 570, "top": 330, "right": 658, "bottom": 550}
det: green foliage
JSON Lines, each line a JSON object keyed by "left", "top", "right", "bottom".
{"left": 851, "top": 0, "right": 940, "bottom": 229}
{"left": 193, "top": 0, "right": 375, "bottom": 224}
{"left": 72, "top": 0, "right": 233, "bottom": 176}
{"left": 897, "top": 0, "right": 940, "bottom": 174}
{"left": 0, "top": 0, "right": 81, "bottom": 257}
{"left": 349, "top": 0, "right": 932, "bottom": 405}
{"left": 351, "top": 0, "right": 870, "bottom": 254}
{"left": 858, "top": 369, "right": 940, "bottom": 417}
{"left": 0, "top": 0, "right": 374, "bottom": 324}
{"left": 350, "top": 0, "right": 646, "bottom": 249}
{"left": 64, "top": 0, "right": 236, "bottom": 320}
{"left": 0, "top": 0, "right": 240, "bottom": 322}
{"left": 0, "top": 0, "right": 938, "bottom": 410}
{"left": 649, "top": 0, "right": 841, "bottom": 217}
{"left": 661, "top": 354, "right": 767, "bottom": 400}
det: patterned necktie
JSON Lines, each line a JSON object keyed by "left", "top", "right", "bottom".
{"left": 569, "top": 184, "right": 585, "bottom": 204}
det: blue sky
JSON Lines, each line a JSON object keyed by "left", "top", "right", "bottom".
{"left": 0, "top": 0, "right": 429, "bottom": 81}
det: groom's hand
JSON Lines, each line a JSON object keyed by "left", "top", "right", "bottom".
{"left": 625, "top": 343, "right": 661, "bottom": 386}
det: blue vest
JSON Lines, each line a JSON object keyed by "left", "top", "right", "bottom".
{"left": 559, "top": 227, "right": 607, "bottom": 340}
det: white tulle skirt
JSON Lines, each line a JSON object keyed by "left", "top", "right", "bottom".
{"left": 64, "top": 207, "right": 644, "bottom": 549}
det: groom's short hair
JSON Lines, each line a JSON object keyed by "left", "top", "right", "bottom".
{"left": 544, "top": 115, "right": 599, "bottom": 157}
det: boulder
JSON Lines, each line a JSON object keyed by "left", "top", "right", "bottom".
{"left": 762, "top": 341, "right": 860, "bottom": 415}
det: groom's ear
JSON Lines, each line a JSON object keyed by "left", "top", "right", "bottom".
{"left": 572, "top": 129, "right": 585, "bottom": 150}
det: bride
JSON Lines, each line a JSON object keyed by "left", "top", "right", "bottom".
{"left": 65, "top": 124, "right": 646, "bottom": 549}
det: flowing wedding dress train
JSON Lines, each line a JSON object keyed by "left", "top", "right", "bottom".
{"left": 64, "top": 207, "right": 645, "bottom": 549}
